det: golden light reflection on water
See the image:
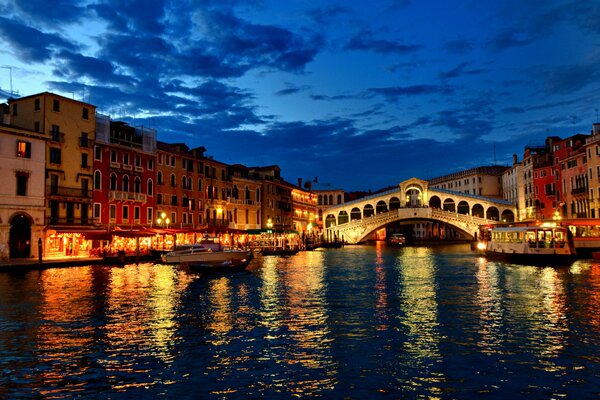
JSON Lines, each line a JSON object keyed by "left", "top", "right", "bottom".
{"left": 476, "top": 258, "right": 504, "bottom": 353}
{"left": 374, "top": 241, "right": 389, "bottom": 329}
{"left": 396, "top": 246, "right": 445, "bottom": 395}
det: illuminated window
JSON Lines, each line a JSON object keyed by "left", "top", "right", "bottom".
{"left": 16, "top": 141, "right": 31, "bottom": 158}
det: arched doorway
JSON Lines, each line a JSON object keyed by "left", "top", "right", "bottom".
{"left": 363, "top": 204, "right": 375, "bottom": 217}
{"left": 501, "top": 209, "right": 515, "bottom": 222}
{"left": 486, "top": 207, "right": 499, "bottom": 221}
{"left": 10, "top": 214, "right": 32, "bottom": 258}
{"left": 472, "top": 204, "right": 484, "bottom": 218}
{"left": 350, "top": 207, "right": 362, "bottom": 221}
{"left": 325, "top": 214, "right": 337, "bottom": 228}
{"left": 443, "top": 198, "right": 456, "bottom": 212}
{"left": 457, "top": 201, "right": 469, "bottom": 215}
{"left": 389, "top": 197, "right": 401, "bottom": 210}
{"left": 405, "top": 186, "right": 422, "bottom": 207}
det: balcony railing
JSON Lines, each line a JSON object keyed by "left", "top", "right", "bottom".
{"left": 50, "top": 131, "right": 65, "bottom": 143}
{"left": 47, "top": 216, "right": 93, "bottom": 225}
{"left": 108, "top": 191, "right": 147, "bottom": 202}
{"left": 122, "top": 164, "right": 132, "bottom": 171}
{"left": 571, "top": 187, "right": 588, "bottom": 195}
{"left": 47, "top": 186, "right": 91, "bottom": 198}
{"left": 206, "top": 219, "right": 230, "bottom": 228}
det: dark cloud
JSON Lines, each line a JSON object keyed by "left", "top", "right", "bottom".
{"left": 274, "top": 84, "right": 310, "bottom": 96}
{"left": 487, "top": 30, "right": 536, "bottom": 52}
{"left": 439, "top": 62, "right": 487, "bottom": 80}
{"left": 0, "top": 17, "right": 76, "bottom": 62}
{"left": 345, "top": 30, "right": 421, "bottom": 54}
{"left": 443, "top": 39, "right": 473, "bottom": 55}
{"left": 306, "top": 5, "right": 349, "bottom": 25}
{"left": 540, "top": 61, "right": 600, "bottom": 94}
{"left": 52, "top": 51, "right": 135, "bottom": 86}
{"left": 368, "top": 85, "right": 453, "bottom": 101}
{"left": 6, "top": 0, "right": 87, "bottom": 25}
{"left": 502, "top": 107, "right": 525, "bottom": 114}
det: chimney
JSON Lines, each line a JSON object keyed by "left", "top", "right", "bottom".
{"left": 298, "top": 178, "right": 302, "bottom": 188}
{"left": 512, "top": 154, "right": 518, "bottom": 165}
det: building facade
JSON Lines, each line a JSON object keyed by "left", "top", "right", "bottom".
{"left": 428, "top": 166, "right": 508, "bottom": 198}
{"left": 0, "top": 124, "right": 47, "bottom": 258}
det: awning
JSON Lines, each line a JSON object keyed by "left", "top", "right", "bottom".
{"left": 111, "top": 227, "right": 157, "bottom": 238}
{"left": 46, "top": 228, "right": 111, "bottom": 240}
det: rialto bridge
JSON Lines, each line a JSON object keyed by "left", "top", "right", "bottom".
{"left": 324, "top": 178, "right": 517, "bottom": 244}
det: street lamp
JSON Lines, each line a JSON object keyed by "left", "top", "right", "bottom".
{"left": 267, "top": 218, "right": 274, "bottom": 250}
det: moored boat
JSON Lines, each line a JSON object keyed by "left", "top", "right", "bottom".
{"left": 388, "top": 233, "right": 406, "bottom": 245}
{"left": 161, "top": 241, "right": 253, "bottom": 271}
{"left": 477, "top": 225, "right": 576, "bottom": 265}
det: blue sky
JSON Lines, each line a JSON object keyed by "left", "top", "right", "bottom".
{"left": 1, "top": 0, "right": 599, "bottom": 191}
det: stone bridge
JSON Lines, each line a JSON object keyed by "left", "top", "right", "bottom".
{"left": 324, "top": 178, "right": 517, "bottom": 244}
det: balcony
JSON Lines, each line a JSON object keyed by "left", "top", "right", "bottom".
{"left": 122, "top": 164, "right": 133, "bottom": 171}
{"left": 47, "top": 185, "right": 91, "bottom": 198}
{"left": 50, "top": 131, "right": 65, "bottom": 143}
{"left": 571, "top": 187, "right": 588, "bottom": 195}
{"left": 108, "top": 191, "right": 147, "bottom": 202}
{"left": 206, "top": 219, "right": 230, "bottom": 228}
{"left": 110, "top": 161, "right": 121, "bottom": 169}
{"left": 134, "top": 166, "right": 144, "bottom": 173}
{"left": 47, "top": 216, "right": 94, "bottom": 226}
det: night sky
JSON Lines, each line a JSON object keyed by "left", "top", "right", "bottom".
{"left": 1, "top": 0, "right": 599, "bottom": 191}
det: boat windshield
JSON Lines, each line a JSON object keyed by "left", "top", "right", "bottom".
{"left": 526, "top": 229, "right": 566, "bottom": 248}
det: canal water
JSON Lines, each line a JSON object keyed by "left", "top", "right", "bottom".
{"left": 1, "top": 243, "right": 600, "bottom": 399}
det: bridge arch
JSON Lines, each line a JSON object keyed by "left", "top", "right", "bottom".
{"left": 486, "top": 207, "right": 499, "bottom": 220}
{"left": 472, "top": 203, "right": 484, "bottom": 218}
{"left": 443, "top": 198, "right": 456, "bottom": 212}
{"left": 363, "top": 204, "right": 374, "bottom": 217}
{"left": 350, "top": 207, "right": 361, "bottom": 220}
{"left": 501, "top": 209, "right": 515, "bottom": 222}
{"left": 376, "top": 200, "right": 388, "bottom": 214}
{"left": 429, "top": 195, "right": 441, "bottom": 209}
{"left": 457, "top": 200, "right": 469, "bottom": 215}
{"left": 325, "top": 214, "right": 336, "bottom": 228}
{"left": 389, "top": 197, "right": 401, "bottom": 210}
{"left": 338, "top": 210, "right": 349, "bottom": 225}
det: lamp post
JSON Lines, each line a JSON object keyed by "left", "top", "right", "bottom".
{"left": 267, "top": 218, "right": 274, "bottom": 250}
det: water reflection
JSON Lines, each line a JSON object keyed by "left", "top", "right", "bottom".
{"left": 396, "top": 247, "right": 445, "bottom": 396}
{"left": 1, "top": 246, "right": 600, "bottom": 398}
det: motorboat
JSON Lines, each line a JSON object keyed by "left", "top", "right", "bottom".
{"left": 388, "top": 233, "right": 406, "bottom": 245}
{"left": 477, "top": 225, "right": 576, "bottom": 265}
{"left": 161, "top": 242, "right": 253, "bottom": 270}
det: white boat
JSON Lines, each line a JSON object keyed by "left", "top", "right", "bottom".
{"left": 477, "top": 225, "right": 576, "bottom": 265}
{"left": 388, "top": 233, "right": 406, "bottom": 245}
{"left": 161, "top": 242, "right": 253, "bottom": 270}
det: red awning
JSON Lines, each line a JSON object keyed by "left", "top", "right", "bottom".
{"left": 111, "top": 227, "right": 157, "bottom": 238}
{"left": 46, "top": 228, "right": 111, "bottom": 240}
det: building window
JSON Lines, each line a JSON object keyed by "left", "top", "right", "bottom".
{"left": 12, "top": 103, "right": 17, "bottom": 116}
{"left": 16, "top": 172, "right": 28, "bottom": 196}
{"left": 34, "top": 98, "right": 40, "bottom": 111}
{"left": 135, "top": 155, "right": 141, "bottom": 167}
{"left": 34, "top": 121, "right": 40, "bottom": 132}
{"left": 134, "top": 206, "right": 140, "bottom": 222}
{"left": 49, "top": 148, "right": 61, "bottom": 164}
{"left": 93, "top": 203, "right": 101, "bottom": 220}
{"left": 147, "top": 179, "right": 153, "bottom": 196}
{"left": 94, "top": 145, "right": 102, "bottom": 160}
{"left": 110, "top": 150, "right": 117, "bottom": 163}
{"left": 123, "top": 205, "right": 129, "bottom": 220}
{"left": 134, "top": 177, "right": 141, "bottom": 193}
{"left": 147, "top": 207, "right": 153, "bottom": 224}
{"left": 81, "top": 153, "right": 89, "bottom": 168}
{"left": 171, "top": 196, "right": 178, "bottom": 206}
{"left": 110, "top": 173, "right": 117, "bottom": 190}
{"left": 148, "top": 159, "right": 154, "bottom": 170}
{"left": 110, "top": 205, "right": 116, "bottom": 220}
{"left": 171, "top": 156, "right": 176, "bottom": 167}
{"left": 123, "top": 153, "right": 129, "bottom": 165}
{"left": 94, "top": 170, "right": 101, "bottom": 190}
{"left": 156, "top": 193, "right": 162, "bottom": 205}
{"left": 123, "top": 175, "right": 129, "bottom": 192}
{"left": 82, "top": 107, "right": 89, "bottom": 119}
{"left": 16, "top": 141, "right": 31, "bottom": 158}
{"left": 157, "top": 171, "right": 163, "bottom": 185}
{"left": 170, "top": 174, "right": 176, "bottom": 187}
{"left": 80, "top": 132, "right": 89, "bottom": 147}
{"left": 52, "top": 99, "right": 60, "bottom": 112}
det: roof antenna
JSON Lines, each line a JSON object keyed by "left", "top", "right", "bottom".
{"left": 1, "top": 66, "right": 15, "bottom": 96}
{"left": 493, "top": 143, "right": 497, "bottom": 166}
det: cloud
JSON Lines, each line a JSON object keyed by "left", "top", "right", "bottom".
{"left": 0, "top": 17, "right": 76, "bottom": 62}
{"left": 438, "top": 62, "right": 487, "bottom": 80}
{"left": 368, "top": 85, "right": 453, "bottom": 101}
{"left": 6, "top": 0, "right": 88, "bottom": 25}
{"left": 274, "top": 83, "right": 310, "bottom": 96}
{"left": 344, "top": 30, "right": 421, "bottom": 54}
{"left": 540, "top": 60, "right": 600, "bottom": 94}
{"left": 442, "top": 39, "right": 473, "bottom": 55}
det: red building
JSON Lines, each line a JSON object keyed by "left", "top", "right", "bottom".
{"left": 93, "top": 116, "right": 157, "bottom": 228}
{"left": 552, "top": 134, "right": 589, "bottom": 219}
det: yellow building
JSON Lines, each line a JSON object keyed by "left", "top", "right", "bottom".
{"left": 586, "top": 123, "right": 600, "bottom": 218}
{"left": 291, "top": 179, "right": 317, "bottom": 234}
{"left": 8, "top": 92, "right": 96, "bottom": 257}
{"left": 230, "top": 164, "right": 262, "bottom": 230}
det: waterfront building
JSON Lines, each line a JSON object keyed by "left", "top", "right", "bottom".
{"left": 229, "top": 164, "right": 262, "bottom": 230}
{"left": 0, "top": 123, "right": 47, "bottom": 258}
{"left": 310, "top": 178, "right": 345, "bottom": 231}
{"left": 8, "top": 92, "right": 96, "bottom": 257}
{"left": 155, "top": 142, "right": 205, "bottom": 229}
{"left": 291, "top": 178, "right": 318, "bottom": 234}
{"left": 521, "top": 144, "right": 549, "bottom": 221}
{"left": 93, "top": 115, "right": 157, "bottom": 228}
{"left": 554, "top": 134, "right": 590, "bottom": 218}
{"left": 202, "top": 155, "right": 233, "bottom": 232}
{"left": 502, "top": 154, "right": 525, "bottom": 220}
{"left": 250, "top": 166, "right": 293, "bottom": 231}
{"left": 428, "top": 166, "right": 508, "bottom": 198}
{"left": 531, "top": 138, "right": 561, "bottom": 221}
{"left": 585, "top": 124, "right": 600, "bottom": 218}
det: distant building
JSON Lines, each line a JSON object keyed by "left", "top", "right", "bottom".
{"left": 585, "top": 123, "right": 600, "bottom": 218}
{"left": 502, "top": 154, "right": 525, "bottom": 220}
{"left": 308, "top": 178, "right": 345, "bottom": 230}
{"left": 228, "top": 164, "right": 262, "bottom": 231}
{"left": 428, "top": 166, "right": 508, "bottom": 198}
{"left": 249, "top": 166, "right": 293, "bottom": 231}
